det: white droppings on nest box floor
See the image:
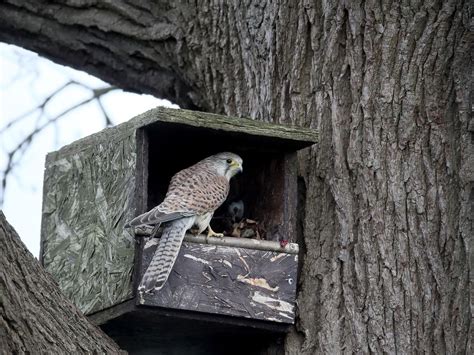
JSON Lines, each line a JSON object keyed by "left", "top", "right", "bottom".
{"left": 270, "top": 253, "right": 285, "bottom": 262}
{"left": 144, "top": 238, "right": 160, "bottom": 249}
{"left": 222, "top": 259, "right": 232, "bottom": 268}
{"left": 183, "top": 254, "right": 210, "bottom": 265}
{"left": 237, "top": 275, "right": 279, "bottom": 292}
{"left": 251, "top": 291, "right": 294, "bottom": 314}
{"left": 278, "top": 312, "right": 293, "bottom": 320}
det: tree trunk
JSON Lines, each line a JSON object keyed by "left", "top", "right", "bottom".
{"left": 0, "top": 212, "right": 124, "bottom": 353}
{"left": 0, "top": 1, "right": 471, "bottom": 353}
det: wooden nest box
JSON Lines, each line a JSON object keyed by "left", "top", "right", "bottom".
{"left": 41, "top": 107, "right": 317, "bottom": 351}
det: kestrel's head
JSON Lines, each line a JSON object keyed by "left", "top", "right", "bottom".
{"left": 207, "top": 152, "right": 243, "bottom": 180}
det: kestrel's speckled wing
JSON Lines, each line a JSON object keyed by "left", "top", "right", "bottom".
{"left": 136, "top": 162, "right": 229, "bottom": 293}
{"left": 125, "top": 160, "right": 229, "bottom": 228}
{"left": 162, "top": 160, "right": 230, "bottom": 213}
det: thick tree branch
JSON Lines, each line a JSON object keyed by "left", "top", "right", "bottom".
{"left": 0, "top": 212, "right": 124, "bottom": 353}
{"left": 0, "top": 1, "right": 200, "bottom": 110}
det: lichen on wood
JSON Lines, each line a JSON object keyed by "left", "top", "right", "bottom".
{"left": 48, "top": 107, "right": 318, "bottom": 158}
{"left": 130, "top": 107, "right": 318, "bottom": 144}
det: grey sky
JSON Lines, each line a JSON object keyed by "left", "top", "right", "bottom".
{"left": 0, "top": 43, "right": 176, "bottom": 257}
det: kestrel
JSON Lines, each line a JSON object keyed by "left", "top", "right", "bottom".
{"left": 125, "top": 152, "right": 243, "bottom": 294}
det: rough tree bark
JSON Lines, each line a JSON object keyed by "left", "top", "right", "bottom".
{"left": 0, "top": 212, "right": 124, "bottom": 353}
{"left": 0, "top": 1, "right": 471, "bottom": 354}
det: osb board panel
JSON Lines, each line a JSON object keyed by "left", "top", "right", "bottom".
{"left": 139, "top": 241, "right": 298, "bottom": 323}
{"left": 41, "top": 134, "right": 137, "bottom": 314}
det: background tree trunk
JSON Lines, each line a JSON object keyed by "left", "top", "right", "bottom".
{"left": 0, "top": 1, "right": 471, "bottom": 353}
{"left": 0, "top": 212, "right": 124, "bottom": 353}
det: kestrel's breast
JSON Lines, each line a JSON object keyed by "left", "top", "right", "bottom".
{"left": 160, "top": 162, "right": 229, "bottom": 215}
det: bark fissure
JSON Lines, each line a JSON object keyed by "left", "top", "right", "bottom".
{"left": 0, "top": 212, "right": 123, "bottom": 353}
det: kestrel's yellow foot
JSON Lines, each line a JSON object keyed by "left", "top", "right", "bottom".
{"left": 207, "top": 226, "right": 224, "bottom": 238}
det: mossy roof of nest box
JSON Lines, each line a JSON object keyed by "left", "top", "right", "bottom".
{"left": 46, "top": 107, "right": 318, "bottom": 160}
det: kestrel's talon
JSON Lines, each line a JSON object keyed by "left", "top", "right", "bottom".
{"left": 207, "top": 226, "right": 224, "bottom": 238}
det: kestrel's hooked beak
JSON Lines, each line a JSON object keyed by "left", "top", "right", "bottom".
{"left": 231, "top": 161, "right": 243, "bottom": 173}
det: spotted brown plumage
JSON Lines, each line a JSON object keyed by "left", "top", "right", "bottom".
{"left": 125, "top": 152, "right": 243, "bottom": 293}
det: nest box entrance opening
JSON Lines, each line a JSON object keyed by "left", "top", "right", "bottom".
{"left": 140, "top": 120, "right": 302, "bottom": 242}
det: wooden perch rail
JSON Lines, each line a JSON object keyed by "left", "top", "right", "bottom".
{"left": 134, "top": 228, "right": 299, "bottom": 254}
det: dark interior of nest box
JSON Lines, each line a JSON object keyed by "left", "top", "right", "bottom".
{"left": 137, "top": 121, "right": 301, "bottom": 242}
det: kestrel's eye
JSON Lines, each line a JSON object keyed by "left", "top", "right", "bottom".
{"left": 226, "top": 159, "right": 233, "bottom": 164}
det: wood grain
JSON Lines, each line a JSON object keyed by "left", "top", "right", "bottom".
{"left": 138, "top": 240, "right": 298, "bottom": 324}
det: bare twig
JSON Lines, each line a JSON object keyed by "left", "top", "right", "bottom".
{"left": 0, "top": 81, "right": 79, "bottom": 134}
{"left": 97, "top": 97, "right": 113, "bottom": 127}
{"left": 0, "top": 84, "right": 117, "bottom": 206}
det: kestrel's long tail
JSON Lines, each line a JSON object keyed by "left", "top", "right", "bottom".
{"left": 139, "top": 217, "right": 195, "bottom": 293}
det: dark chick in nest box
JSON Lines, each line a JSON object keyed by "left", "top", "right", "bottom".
{"left": 223, "top": 200, "right": 268, "bottom": 240}
{"left": 228, "top": 200, "right": 244, "bottom": 223}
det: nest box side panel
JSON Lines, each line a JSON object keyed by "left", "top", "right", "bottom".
{"left": 41, "top": 133, "right": 138, "bottom": 315}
